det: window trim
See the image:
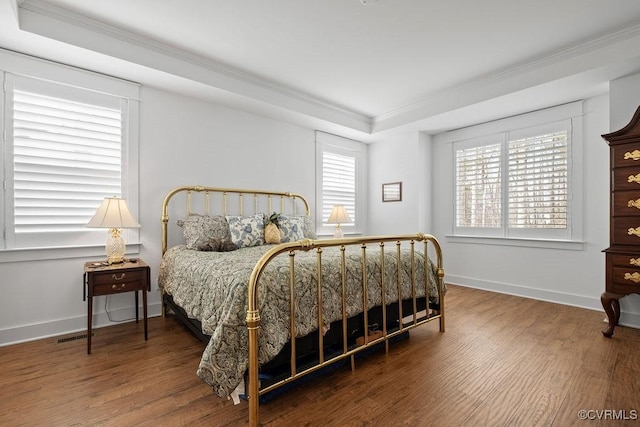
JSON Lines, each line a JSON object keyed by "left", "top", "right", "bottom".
{"left": 0, "top": 48, "right": 140, "bottom": 261}
{"left": 315, "top": 131, "right": 367, "bottom": 237}
{"left": 445, "top": 101, "right": 583, "bottom": 247}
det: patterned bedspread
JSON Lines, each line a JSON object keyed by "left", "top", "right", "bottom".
{"left": 158, "top": 244, "right": 441, "bottom": 398}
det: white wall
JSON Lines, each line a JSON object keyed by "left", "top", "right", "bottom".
{"left": 609, "top": 72, "right": 640, "bottom": 327}
{"left": 368, "top": 131, "right": 432, "bottom": 235}
{"left": 0, "top": 85, "right": 316, "bottom": 346}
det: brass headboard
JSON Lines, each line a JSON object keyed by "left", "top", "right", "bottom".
{"left": 161, "top": 185, "right": 310, "bottom": 254}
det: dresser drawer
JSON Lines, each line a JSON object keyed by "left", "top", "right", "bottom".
{"left": 612, "top": 217, "right": 640, "bottom": 245}
{"left": 613, "top": 144, "right": 640, "bottom": 168}
{"left": 608, "top": 253, "right": 640, "bottom": 268}
{"left": 611, "top": 266, "right": 640, "bottom": 293}
{"left": 612, "top": 190, "right": 640, "bottom": 216}
{"left": 612, "top": 167, "right": 640, "bottom": 191}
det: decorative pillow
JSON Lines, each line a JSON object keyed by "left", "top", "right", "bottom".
{"left": 278, "top": 215, "right": 305, "bottom": 242}
{"left": 226, "top": 214, "right": 265, "bottom": 248}
{"left": 302, "top": 215, "right": 317, "bottom": 239}
{"left": 197, "top": 238, "right": 238, "bottom": 252}
{"left": 177, "top": 215, "right": 230, "bottom": 250}
{"left": 278, "top": 215, "right": 316, "bottom": 239}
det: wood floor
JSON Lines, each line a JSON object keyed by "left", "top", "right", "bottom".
{"left": 1, "top": 285, "right": 639, "bottom": 426}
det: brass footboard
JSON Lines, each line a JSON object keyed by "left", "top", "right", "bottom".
{"left": 246, "top": 234, "right": 445, "bottom": 427}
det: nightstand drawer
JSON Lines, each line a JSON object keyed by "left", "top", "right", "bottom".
{"left": 92, "top": 279, "right": 145, "bottom": 295}
{"left": 90, "top": 268, "right": 145, "bottom": 285}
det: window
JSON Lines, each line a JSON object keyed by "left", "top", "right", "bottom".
{"left": 1, "top": 49, "right": 139, "bottom": 257}
{"left": 451, "top": 102, "right": 583, "bottom": 243}
{"left": 315, "top": 132, "right": 367, "bottom": 236}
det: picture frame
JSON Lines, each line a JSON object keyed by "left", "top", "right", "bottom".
{"left": 382, "top": 182, "right": 402, "bottom": 202}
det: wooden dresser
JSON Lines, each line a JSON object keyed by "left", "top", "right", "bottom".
{"left": 602, "top": 105, "right": 640, "bottom": 337}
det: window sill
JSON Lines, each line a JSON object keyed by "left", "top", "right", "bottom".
{"left": 0, "top": 243, "right": 141, "bottom": 263}
{"left": 445, "top": 235, "right": 583, "bottom": 251}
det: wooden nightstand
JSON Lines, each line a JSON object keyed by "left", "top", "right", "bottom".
{"left": 83, "top": 259, "right": 150, "bottom": 354}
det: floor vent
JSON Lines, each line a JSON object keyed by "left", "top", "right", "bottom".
{"left": 56, "top": 333, "right": 93, "bottom": 344}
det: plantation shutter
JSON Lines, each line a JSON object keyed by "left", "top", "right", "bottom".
{"left": 13, "top": 90, "right": 122, "bottom": 234}
{"left": 455, "top": 138, "right": 502, "bottom": 228}
{"left": 321, "top": 151, "right": 356, "bottom": 225}
{"left": 315, "top": 131, "right": 366, "bottom": 236}
{"left": 507, "top": 120, "right": 570, "bottom": 230}
{"left": 5, "top": 74, "right": 128, "bottom": 249}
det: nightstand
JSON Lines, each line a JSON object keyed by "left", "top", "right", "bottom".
{"left": 83, "top": 259, "right": 150, "bottom": 354}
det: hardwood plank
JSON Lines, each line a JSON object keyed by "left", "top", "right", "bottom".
{"left": 1, "top": 285, "right": 639, "bottom": 426}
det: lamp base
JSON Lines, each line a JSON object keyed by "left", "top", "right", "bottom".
{"left": 333, "top": 225, "right": 344, "bottom": 238}
{"left": 106, "top": 228, "right": 126, "bottom": 264}
{"left": 107, "top": 255, "right": 125, "bottom": 264}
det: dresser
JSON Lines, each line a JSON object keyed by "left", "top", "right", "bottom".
{"left": 602, "top": 105, "right": 640, "bottom": 337}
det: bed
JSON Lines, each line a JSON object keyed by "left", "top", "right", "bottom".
{"left": 158, "top": 186, "right": 446, "bottom": 426}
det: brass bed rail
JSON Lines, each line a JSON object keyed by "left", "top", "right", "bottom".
{"left": 161, "top": 185, "right": 310, "bottom": 255}
{"left": 246, "top": 234, "right": 445, "bottom": 427}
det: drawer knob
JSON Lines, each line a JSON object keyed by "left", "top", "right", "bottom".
{"left": 628, "top": 227, "right": 640, "bottom": 237}
{"left": 627, "top": 174, "right": 640, "bottom": 184}
{"left": 624, "top": 272, "right": 640, "bottom": 283}
{"left": 112, "top": 273, "right": 126, "bottom": 281}
{"left": 629, "top": 199, "right": 640, "bottom": 209}
{"left": 111, "top": 284, "right": 126, "bottom": 289}
{"left": 630, "top": 258, "right": 640, "bottom": 266}
{"left": 624, "top": 150, "right": 640, "bottom": 161}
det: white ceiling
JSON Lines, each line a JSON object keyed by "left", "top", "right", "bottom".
{"left": 3, "top": 0, "right": 640, "bottom": 141}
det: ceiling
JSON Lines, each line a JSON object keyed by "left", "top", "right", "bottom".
{"left": 3, "top": 0, "right": 640, "bottom": 141}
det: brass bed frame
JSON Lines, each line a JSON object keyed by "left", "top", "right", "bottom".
{"left": 161, "top": 186, "right": 445, "bottom": 426}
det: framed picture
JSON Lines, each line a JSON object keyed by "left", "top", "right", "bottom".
{"left": 382, "top": 182, "right": 402, "bottom": 202}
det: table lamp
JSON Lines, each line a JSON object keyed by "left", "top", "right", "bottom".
{"left": 327, "top": 204, "right": 351, "bottom": 238}
{"left": 86, "top": 197, "right": 140, "bottom": 264}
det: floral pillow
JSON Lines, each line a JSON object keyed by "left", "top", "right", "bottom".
{"left": 278, "top": 215, "right": 316, "bottom": 240}
{"left": 278, "top": 215, "right": 305, "bottom": 242}
{"left": 301, "top": 215, "right": 317, "bottom": 240}
{"left": 177, "top": 215, "right": 230, "bottom": 250}
{"left": 226, "top": 214, "right": 265, "bottom": 248}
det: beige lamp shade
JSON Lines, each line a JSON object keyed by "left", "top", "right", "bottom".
{"left": 86, "top": 197, "right": 141, "bottom": 229}
{"left": 86, "top": 197, "right": 140, "bottom": 263}
{"left": 327, "top": 205, "right": 351, "bottom": 238}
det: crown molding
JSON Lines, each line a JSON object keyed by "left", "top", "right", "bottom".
{"left": 373, "top": 21, "right": 640, "bottom": 131}
{"left": 16, "top": 0, "right": 373, "bottom": 132}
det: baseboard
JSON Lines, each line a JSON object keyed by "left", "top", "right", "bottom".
{"left": 0, "top": 302, "right": 163, "bottom": 347}
{"left": 618, "top": 310, "right": 640, "bottom": 330}
{"left": 447, "top": 274, "right": 640, "bottom": 330}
